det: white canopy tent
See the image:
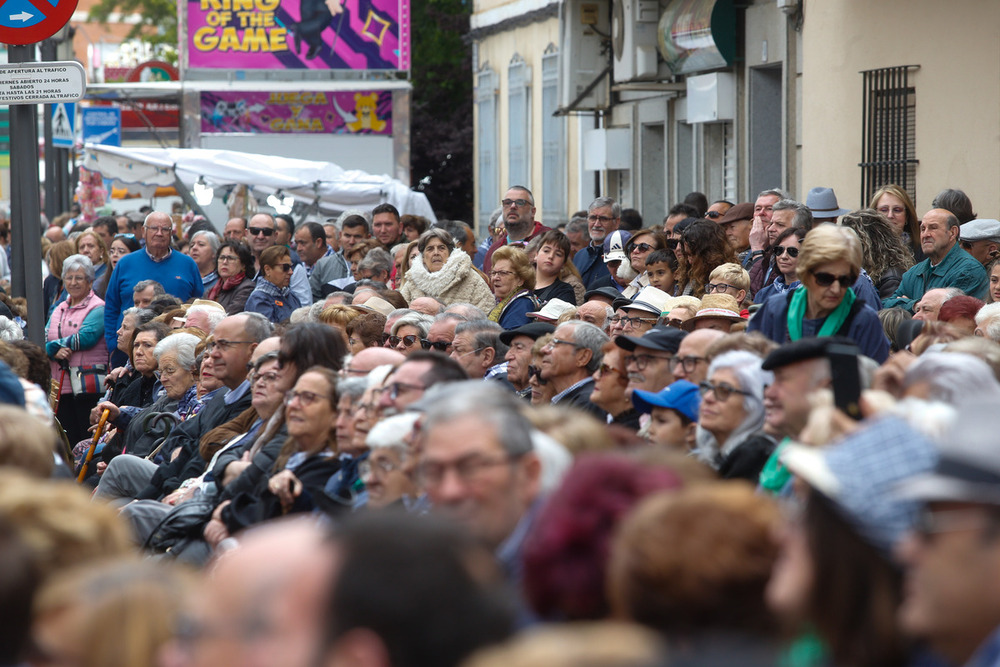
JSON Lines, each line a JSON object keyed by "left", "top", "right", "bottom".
{"left": 82, "top": 144, "right": 436, "bottom": 222}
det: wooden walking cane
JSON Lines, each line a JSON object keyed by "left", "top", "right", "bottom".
{"left": 52, "top": 360, "right": 69, "bottom": 413}
{"left": 78, "top": 408, "right": 110, "bottom": 483}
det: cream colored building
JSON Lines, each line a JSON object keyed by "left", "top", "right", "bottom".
{"left": 473, "top": 0, "right": 1000, "bottom": 229}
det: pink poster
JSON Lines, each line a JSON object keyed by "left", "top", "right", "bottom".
{"left": 200, "top": 90, "right": 393, "bottom": 134}
{"left": 187, "top": 0, "right": 409, "bottom": 70}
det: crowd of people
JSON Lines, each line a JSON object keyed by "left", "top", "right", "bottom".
{"left": 1, "top": 186, "right": 1000, "bottom": 667}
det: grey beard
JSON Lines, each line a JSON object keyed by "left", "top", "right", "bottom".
{"left": 505, "top": 220, "right": 532, "bottom": 239}
{"left": 616, "top": 260, "right": 638, "bottom": 281}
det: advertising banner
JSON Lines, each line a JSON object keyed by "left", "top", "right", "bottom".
{"left": 186, "top": 0, "right": 409, "bottom": 71}
{"left": 200, "top": 89, "right": 392, "bottom": 134}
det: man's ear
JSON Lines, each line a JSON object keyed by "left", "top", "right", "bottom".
{"left": 737, "top": 289, "right": 747, "bottom": 305}
{"left": 481, "top": 346, "right": 496, "bottom": 368}
{"left": 576, "top": 347, "right": 593, "bottom": 369}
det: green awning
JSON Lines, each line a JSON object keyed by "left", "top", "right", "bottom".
{"left": 658, "top": 0, "right": 735, "bottom": 75}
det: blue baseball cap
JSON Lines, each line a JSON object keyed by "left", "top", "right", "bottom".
{"left": 631, "top": 380, "right": 700, "bottom": 423}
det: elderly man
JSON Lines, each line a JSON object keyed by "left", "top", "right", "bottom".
{"left": 718, "top": 202, "right": 755, "bottom": 266}
{"left": 103, "top": 212, "right": 203, "bottom": 353}
{"left": 450, "top": 319, "right": 509, "bottom": 383}
{"left": 223, "top": 217, "right": 247, "bottom": 241}
{"left": 376, "top": 350, "right": 468, "bottom": 417}
{"left": 884, "top": 208, "right": 988, "bottom": 311}
{"left": 501, "top": 322, "right": 554, "bottom": 398}
{"left": 423, "top": 312, "right": 466, "bottom": 354}
{"left": 895, "top": 401, "right": 1000, "bottom": 667}
{"left": 615, "top": 326, "right": 687, "bottom": 397}
{"left": 913, "top": 287, "right": 962, "bottom": 322}
{"left": 975, "top": 303, "right": 1000, "bottom": 340}
{"left": 575, "top": 300, "right": 614, "bottom": 333}
{"left": 247, "top": 212, "right": 313, "bottom": 306}
{"left": 295, "top": 221, "right": 349, "bottom": 301}
{"left": 573, "top": 196, "right": 622, "bottom": 289}
{"left": 539, "top": 320, "right": 608, "bottom": 417}
{"left": 484, "top": 186, "right": 549, "bottom": 272}
{"left": 960, "top": 218, "right": 1000, "bottom": 266}
{"left": 671, "top": 328, "right": 724, "bottom": 385}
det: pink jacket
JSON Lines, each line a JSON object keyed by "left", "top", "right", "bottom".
{"left": 46, "top": 291, "right": 108, "bottom": 391}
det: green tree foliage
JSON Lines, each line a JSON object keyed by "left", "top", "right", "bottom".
{"left": 88, "top": 0, "right": 178, "bottom": 62}
{"left": 410, "top": 0, "right": 473, "bottom": 222}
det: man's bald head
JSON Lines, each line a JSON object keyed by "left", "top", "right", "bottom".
{"left": 345, "top": 347, "right": 405, "bottom": 375}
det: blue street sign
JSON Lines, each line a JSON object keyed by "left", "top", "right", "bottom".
{"left": 82, "top": 107, "right": 121, "bottom": 147}
{"left": 51, "top": 101, "right": 74, "bottom": 148}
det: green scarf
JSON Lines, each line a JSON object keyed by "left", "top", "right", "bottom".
{"left": 488, "top": 287, "right": 524, "bottom": 323}
{"left": 786, "top": 286, "right": 856, "bottom": 341}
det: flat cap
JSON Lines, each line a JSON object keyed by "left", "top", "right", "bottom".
{"left": 761, "top": 336, "right": 857, "bottom": 371}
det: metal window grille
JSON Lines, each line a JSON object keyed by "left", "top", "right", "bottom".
{"left": 859, "top": 65, "right": 919, "bottom": 205}
{"left": 477, "top": 66, "right": 499, "bottom": 230}
{"left": 541, "top": 45, "right": 566, "bottom": 224}
{"left": 508, "top": 55, "right": 531, "bottom": 187}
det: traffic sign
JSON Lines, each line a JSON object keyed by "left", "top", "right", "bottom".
{"left": 0, "top": 61, "right": 86, "bottom": 105}
{"left": 51, "top": 101, "right": 74, "bottom": 147}
{"left": 81, "top": 107, "right": 120, "bottom": 146}
{"left": 0, "top": 0, "right": 78, "bottom": 45}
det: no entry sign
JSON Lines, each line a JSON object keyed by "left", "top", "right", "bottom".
{"left": 0, "top": 0, "right": 79, "bottom": 45}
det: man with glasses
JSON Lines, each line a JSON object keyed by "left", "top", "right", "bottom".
{"left": 671, "top": 329, "right": 723, "bottom": 385}
{"left": 501, "top": 322, "right": 555, "bottom": 399}
{"left": 613, "top": 285, "right": 672, "bottom": 339}
{"left": 958, "top": 218, "right": 1000, "bottom": 266}
{"left": 103, "top": 211, "right": 203, "bottom": 353}
{"left": 539, "top": 321, "right": 609, "bottom": 417}
{"left": 449, "top": 319, "right": 509, "bottom": 384}
{"left": 574, "top": 196, "right": 622, "bottom": 289}
{"left": 423, "top": 312, "right": 466, "bottom": 355}
{"left": 484, "top": 186, "right": 550, "bottom": 273}
{"left": 376, "top": 351, "right": 468, "bottom": 417}
{"left": 247, "top": 212, "right": 313, "bottom": 307}
{"left": 615, "top": 326, "right": 687, "bottom": 397}
{"left": 894, "top": 401, "right": 1000, "bottom": 667}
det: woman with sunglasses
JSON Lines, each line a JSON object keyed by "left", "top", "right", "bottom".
{"left": 399, "top": 228, "right": 495, "bottom": 313}
{"left": 244, "top": 245, "right": 301, "bottom": 323}
{"left": 754, "top": 228, "right": 806, "bottom": 304}
{"left": 205, "top": 240, "right": 255, "bottom": 315}
{"left": 589, "top": 341, "right": 641, "bottom": 430}
{"left": 694, "top": 350, "right": 775, "bottom": 482}
{"left": 748, "top": 225, "right": 890, "bottom": 363}
{"left": 388, "top": 311, "right": 433, "bottom": 356}
{"left": 620, "top": 227, "right": 668, "bottom": 299}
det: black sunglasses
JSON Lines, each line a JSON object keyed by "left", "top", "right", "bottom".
{"left": 626, "top": 242, "right": 655, "bottom": 256}
{"left": 772, "top": 246, "right": 799, "bottom": 258}
{"left": 527, "top": 365, "right": 547, "bottom": 384}
{"left": 811, "top": 271, "right": 855, "bottom": 287}
{"left": 420, "top": 339, "right": 451, "bottom": 352}
{"left": 248, "top": 227, "right": 275, "bottom": 236}
{"left": 388, "top": 334, "right": 420, "bottom": 348}
{"left": 665, "top": 238, "right": 680, "bottom": 250}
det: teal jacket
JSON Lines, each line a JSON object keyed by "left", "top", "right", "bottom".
{"left": 881, "top": 242, "right": 987, "bottom": 311}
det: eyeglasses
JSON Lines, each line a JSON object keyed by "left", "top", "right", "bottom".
{"left": 625, "top": 352, "right": 673, "bottom": 371}
{"left": 913, "top": 506, "right": 996, "bottom": 541}
{"left": 542, "top": 337, "right": 581, "bottom": 351}
{"left": 610, "top": 315, "right": 658, "bottom": 327}
{"left": 386, "top": 381, "right": 425, "bottom": 400}
{"left": 421, "top": 339, "right": 452, "bottom": 352}
{"left": 252, "top": 370, "right": 282, "bottom": 386}
{"left": 705, "top": 211, "right": 722, "bottom": 219}
{"left": 587, "top": 214, "right": 613, "bottom": 224}
{"left": 527, "top": 365, "right": 546, "bottom": 383}
{"left": 206, "top": 339, "right": 254, "bottom": 353}
{"left": 114, "top": 233, "right": 136, "bottom": 240}
{"left": 669, "top": 355, "right": 706, "bottom": 373}
{"left": 359, "top": 457, "right": 404, "bottom": 479}
{"left": 417, "top": 454, "right": 516, "bottom": 487}
{"left": 662, "top": 317, "right": 686, "bottom": 329}
{"left": 154, "top": 366, "right": 184, "bottom": 380}
{"left": 699, "top": 380, "right": 752, "bottom": 402}
{"left": 284, "top": 389, "right": 327, "bottom": 406}
{"left": 501, "top": 198, "right": 532, "bottom": 208}
{"left": 452, "top": 346, "right": 484, "bottom": 358}
{"left": 811, "top": 271, "right": 855, "bottom": 288}
{"left": 248, "top": 227, "right": 275, "bottom": 236}
{"left": 490, "top": 269, "right": 515, "bottom": 278}
{"left": 217, "top": 254, "right": 240, "bottom": 263}
{"left": 772, "top": 246, "right": 800, "bottom": 258}
{"left": 595, "top": 362, "right": 626, "bottom": 379}
{"left": 145, "top": 225, "right": 172, "bottom": 235}
{"left": 704, "top": 283, "right": 738, "bottom": 294}
{"left": 626, "top": 242, "right": 655, "bottom": 256}
{"left": 389, "top": 334, "right": 420, "bottom": 348}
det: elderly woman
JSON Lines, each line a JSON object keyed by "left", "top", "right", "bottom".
{"left": 389, "top": 311, "right": 433, "bottom": 356}
{"left": 399, "top": 228, "right": 494, "bottom": 312}
{"left": 45, "top": 254, "right": 107, "bottom": 444}
{"left": 245, "top": 245, "right": 301, "bottom": 323}
{"left": 188, "top": 230, "right": 221, "bottom": 292}
{"left": 205, "top": 367, "right": 341, "bottom": 545}
{"left": 74, "top": 230, "right": 110, "bottom": 298}
{"left": 530, "top": 230, "right": 583, "bottom": 306}
{"left": 589, "top": 341, "right": 640, "bottom": 429}
{"left": 43, "top": 240, "right": 76, "bottom": 317}
{"left": 489, "top": 245, "right": 536, "bottom": 330}
{"left": 748, "top": 224, "right": 890, "bottom": 362}
{"left": 205, "top": 240, "right": 255, "bottom": 315}
{"left": 360, "top": 412, "right": 420, "bottom": 510}
{"left": 694, "top": 350, "right": 775, "bottom": 482}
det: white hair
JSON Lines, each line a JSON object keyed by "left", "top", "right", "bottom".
{"left": 904, "top": 352, "right": 1000, "bottom": 405}
{"left": 289, "top": 305, "right": 315, "bottom": 324}
{"left": 366, "top": 364, "right": 395, "bottom": 389}
{"left": 694, "top": 350, "right": 773, "bottom": 465}
{"left": 186, "top": 305, "right": 225, "bottom": 332}
{"left": 532, "top": 429, "right": 572, "bottom": 494}
{"left": 366, "top": 412, "right": 421, "bottom": 451}
{"left": 975, "top": 302, "right": 1000, "bottom": 341}
{"left": 0, "top": 317, "right": 22, "bottom": 342}
{"left": 153, "top": 333, "right": 201, "bottom": 371}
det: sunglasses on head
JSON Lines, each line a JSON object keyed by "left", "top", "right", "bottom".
{"left": 811, "top": 271, "right": 855, "bottom": 287}
{"left": 772, "top": 246, "right": 799, "bottom": 258}
{"left": 249, "top": 227, "right": 275, "bottom": 236}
